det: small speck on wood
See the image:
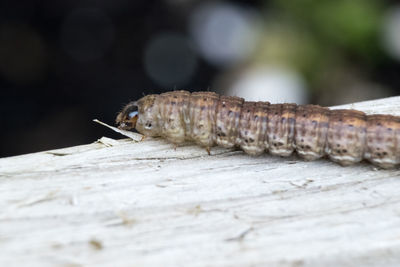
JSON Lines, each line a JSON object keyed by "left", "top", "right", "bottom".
{"left": 89, "top": 239, "right": 103, "bottom": 250}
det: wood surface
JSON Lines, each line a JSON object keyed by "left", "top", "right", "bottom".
{"left": 1, "top": 96, "right": 400, "bottom": 267}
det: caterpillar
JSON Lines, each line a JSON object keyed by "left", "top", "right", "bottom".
{"left": 116, "top": 90, "right": 400, "bottom": 169}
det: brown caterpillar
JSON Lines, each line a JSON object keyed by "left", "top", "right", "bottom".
{"left": 116, "top": 90, "right": 400, "bottom": 169}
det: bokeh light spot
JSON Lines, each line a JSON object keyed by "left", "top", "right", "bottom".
{"left": 144, "top": 32, "right": 197, "bottom": 87}
{"left": 189, "top": 2, "right": 260, "bottom": 66}
{"left": 227, "top": 66, "right": 308, "bottom": 104}
{"left": 382, "top": 6, "right": 400, "bottom": 61}
{"left": 60, "top": 8, "right": 115, "bottom": 61}
{"left": 0, "top": 23, "right": 47, "bottom": 84}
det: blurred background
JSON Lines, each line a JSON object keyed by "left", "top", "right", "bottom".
{"left": 1, "top": 0, "right": 400, "bottom": 157}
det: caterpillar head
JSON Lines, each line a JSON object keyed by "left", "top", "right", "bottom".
{"left": 116, "top": 94, "right": 160, "bottom": 136}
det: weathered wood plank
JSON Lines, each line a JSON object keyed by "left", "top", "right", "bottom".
{"left": 1, "top": 97, "right": 400, "bottom": 267}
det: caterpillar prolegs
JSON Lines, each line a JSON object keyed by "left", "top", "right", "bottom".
{"left": 116, "top": 90, "right": 400, "bottom": 169}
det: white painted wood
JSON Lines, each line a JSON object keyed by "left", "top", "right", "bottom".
{"left": 1, "top": 97, "right": 400, "bottom": 267}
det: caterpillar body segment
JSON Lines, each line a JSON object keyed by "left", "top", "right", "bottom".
{"left": 215, "top": 95, "right": 244, "bottom": 149}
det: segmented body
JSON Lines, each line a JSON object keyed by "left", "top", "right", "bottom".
{"left": 117, "top": 90, "right": 400, "bottom": 169}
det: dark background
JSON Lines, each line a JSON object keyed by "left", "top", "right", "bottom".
{"left": 1, "top": 0, "right": 400, "bottom": 157}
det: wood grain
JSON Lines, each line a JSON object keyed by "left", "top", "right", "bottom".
{"left": 1, "top": 96, "right": 400, "bottom": 267}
